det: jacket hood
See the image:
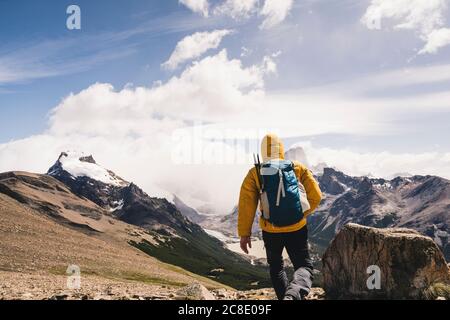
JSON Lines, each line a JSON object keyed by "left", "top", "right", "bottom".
{"left": 261, "top": 133, "right": 285, "bottom": 162}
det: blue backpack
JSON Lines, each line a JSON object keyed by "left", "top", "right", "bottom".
{"left": 254, "top": 157, "right": 305, "bottom": 227}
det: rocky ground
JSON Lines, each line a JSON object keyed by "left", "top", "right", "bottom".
{"left": 0, "top": 192, "right": 224, "bottom": 290}
{"left": 0, "top": 271, "right": 325, "bottom": 300}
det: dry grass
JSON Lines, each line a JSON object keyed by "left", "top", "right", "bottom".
{"left": 423, "top": 282, "right": 450, "bottom": 300}
{"left": 0, "top": 193, "right": 225, "bottom": 290}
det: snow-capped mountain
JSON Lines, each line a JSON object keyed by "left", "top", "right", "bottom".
{"left": 284, "top": 145, "right": 328, "bottom": 174}
{"left": 44, "top": 152, "right": 269, "bottom": 288}
{"left": 311, "top": 168, "right": 450, "bottom": 260}
{"left": 47, "top": 152, "right": 199, "bottom": 232}
{"left": 204, "top": 147, "right": 450, "bottom": 261}
{"left": 283, "top": 145, "right": 449, "bottom": 260}
{"left": 48, "top": 151, "right": 128, "bottom": 187}
{"left": 200, "top": 206, "right": 260, "bottom": 238}
{"left": 47, "top": 152, "right": 129, "bottom": 210}
{"left": 284, "top": 145, "right": 310, "bottom": 167}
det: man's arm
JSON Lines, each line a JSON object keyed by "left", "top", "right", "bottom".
{"left": 238, "top": 168, "right": 259, "bottom": 253}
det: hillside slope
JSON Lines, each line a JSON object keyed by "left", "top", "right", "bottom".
{"left": 45, "top": 152, "right": 269, "bottom": 289}
{"left": 0, "top": 152, "right": 269, "bottom": 289}
{"left": 0, "top": 191, "right": 221, "bottom": 289}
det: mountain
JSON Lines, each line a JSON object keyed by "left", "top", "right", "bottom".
{"left": 284, "top": 145, "right": 309, "bottom": 167}
{"left": 206, "top": 146, "right": 450, "bottom": 262}
{"left": 0, "top": 171, "right": 221, "bottom": 290}
{"left": 1, "top": 153, "right": 447, "bottom": 299}
{"left": 284, "top": 145, "right": 329, "bottom": 174}
{"left": 0, "top": 152, "right": 270, "bottom": 290}
{"left": 201, "top": 206, "right": 260, "bottom": 238}
{"left": 173, "top": 195, "right": 206, "bottom": 224}
{"left": 47, "top": 152, "right": 270, "bottom": 289}
{"left": 310, "top": 167, "right": 450, "bottom": 260}
{"left": 285, "top": 147, "right": 449, "bottom": 261}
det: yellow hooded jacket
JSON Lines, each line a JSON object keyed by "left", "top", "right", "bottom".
{"left": 238, "top": 134, "right": 322, "bottom": 237}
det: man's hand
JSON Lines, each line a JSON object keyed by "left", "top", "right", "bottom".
{"left": 240, "top": 236, "right": 252, "bottom": 254}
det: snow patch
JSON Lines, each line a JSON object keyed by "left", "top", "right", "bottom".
{"left": 109, "top": 199, "right": 124, "bottom": 212}
{"left": 58, "top": 151, "right": 127, "bottom": 187}
{"left": 373, "top": 182, "right": 393, "bottom": 190}
{"left": 204, "top": 229, "right": 238, "bottom": 243}
{"left": 434, "top": 228, "right": 448, "bottom": 247}
{"left": 323, "top": 215, "right": 337, "bottom": 230}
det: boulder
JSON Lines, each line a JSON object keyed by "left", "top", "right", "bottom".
{"left": 175, "top": 283, "right": 215, "bottom": 300}
{"left": 322, "top": 223, "right": 450, "bottom": 299}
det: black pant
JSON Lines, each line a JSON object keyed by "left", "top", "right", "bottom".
{"left": 262, "top": 227, "right": 314, "bottom": 300}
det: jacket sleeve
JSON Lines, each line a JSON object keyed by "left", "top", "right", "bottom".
{"left": 238, "top": 168, "right": 259, "bottom": 237}
{"left": 295, "top": 162, "right": 322, "bottom": 217}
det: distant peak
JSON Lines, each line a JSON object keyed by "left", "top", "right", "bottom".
{"left": 284, "top": 145, "right": 309, "bottom": 166}
{"left": 48, "top": 151, "right": 128, "bottom": 187}
{"left": 57, "top": 151, "right": 96, "bottom": 164}
{"left": 357, "top": 177, "right": 373, "bottom": 193}
{"left": 79, "top": 155, "right": 96, "bottom": 164}
{"left": 322, "top": 167, "right": 342, "bottom": 176}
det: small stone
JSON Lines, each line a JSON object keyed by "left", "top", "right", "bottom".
{"left": 49, "top": 294, "right": 69, "bottom": 300}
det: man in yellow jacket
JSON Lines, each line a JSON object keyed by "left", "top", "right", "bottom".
{"left": 238, "top": 134, "right": 322, "bottom": 300}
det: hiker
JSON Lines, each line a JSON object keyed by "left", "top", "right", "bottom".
{"left": 238, "top": 133, "right": 322, "bottom": 300}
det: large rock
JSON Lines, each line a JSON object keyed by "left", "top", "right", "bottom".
{"left": 323, "top": 223, "right": 450, "bottom": 299}
{"left": 175, "top": 283, "right": 216, "bottom": 300}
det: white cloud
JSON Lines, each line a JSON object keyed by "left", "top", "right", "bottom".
{"left": 214, "top": 0, "right": 259, "bottom": 19}
{"left": 0, "top": 13, "right": 215, "bottom": 86}
{"left": 0, "top": 51, "right": 274, "bottom": 214}
{"left": 362, "top": 0, "right": 447, "bottom": 33}
{"left": 314, "top": 63, "right": 450, "bottom": 97}
{"left": 295, "top": 142, "right": 450, "bottom": 180}
{"left": 0, "top": 39, "right": 134, "bottom": 85}
{"left": 51, "top": 50, "right": 269, "bottom": 132}
{"left": 162, "top": 29, "right": 233, "bottom": 70}
{"left": 261, "top": 56, "right": 277, "bottom": 74}
{"left": 179, "top": 0, "right": 209, "bottom": 17}
{"left": 2, "top": 51, "right": 450, "bottom": 215}
{"left": 419, "top": 27, "right": 450, "bottom": 54}
{"left": 180, "top": 0, "right": 293, "bottom": 29}
{"left": 361, "top": 0, "right": 450, "bottom": 54}
{"left": 271, "top": 50, "right": 282, "bottom": 58}
{"left": 259, "top": 0, "right": 294, "bottom": 29}
{"left": 240, "top": 46, "right": 253, "bottom": 57}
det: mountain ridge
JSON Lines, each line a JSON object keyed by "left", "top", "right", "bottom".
{"left": 200, "top": 147, "right": 450, "bottom": 262}
{"left": 0, "top": 153, "right": 270, "bottom": 290}
{"left": 309, "top": 166, "right": 450, "bottom": 260}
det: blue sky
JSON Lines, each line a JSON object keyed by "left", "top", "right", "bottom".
{"left": 1, "top": 0, "right": 450, "bottom": 212}
{"left": 1, "top": 0, "right": 450, "bottom": 148}
{"left": 0, "top": 0, "right": 201, "bottom": 140}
